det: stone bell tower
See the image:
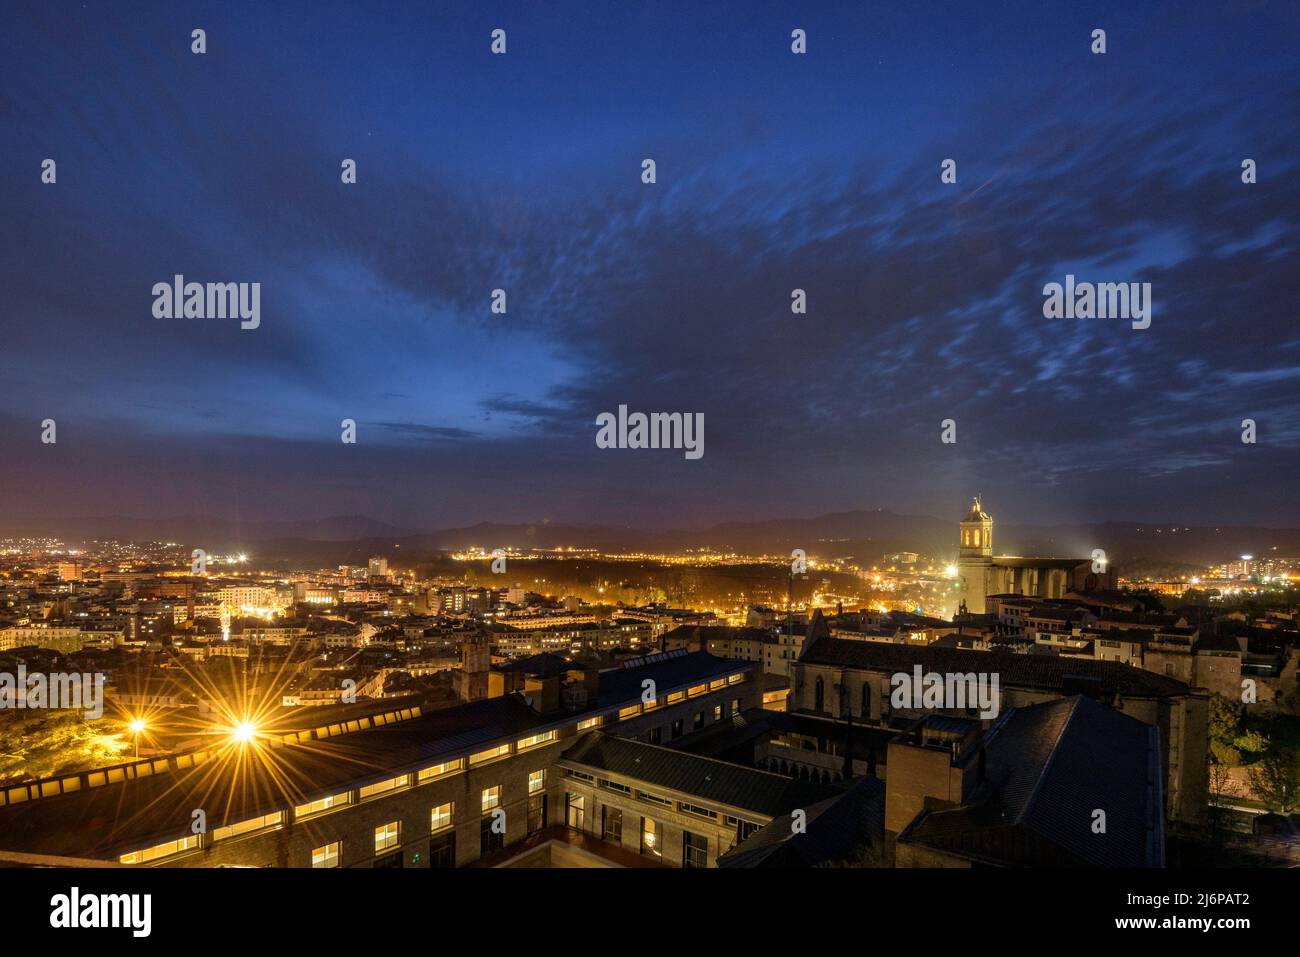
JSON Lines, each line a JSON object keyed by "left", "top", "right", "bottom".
{"left": 957, "top": 497, "right": 994, "bottom": 614}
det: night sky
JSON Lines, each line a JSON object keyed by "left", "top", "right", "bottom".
{"left": 2, "top": 1, "right": 1298, "bottom": 532}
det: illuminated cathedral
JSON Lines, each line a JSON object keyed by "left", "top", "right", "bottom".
{"left": 955, "top": 497, "right": 1117, "bottom": 614}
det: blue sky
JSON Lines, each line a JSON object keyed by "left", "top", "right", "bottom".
{"left": 2, "top": 0, "right": 1298, "bottom": 530}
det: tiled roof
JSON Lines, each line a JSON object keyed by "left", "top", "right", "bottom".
{"left": 900, "top": 695, "right": 1163, "bottom": 867}
{"left": 718, "top": 774, "right": 885, "bottom": 868}
{"left": 596, "top": 651, "right": 749, "bottom": 706}
{"left": 557, "top": 732, "right": 834, "bottom": 817}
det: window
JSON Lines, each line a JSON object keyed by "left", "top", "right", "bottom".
{"left": 680, "top": 802, "right": 717, "bottom": 820}
{"left": 480, "top": 813, "right": 505, "bottom": 855}
{"left": 693, "top": 711, "right": 705, "bottom": 730}
{"left": 566, "top": 792, "right": 586, "bottom": 831}
{"left": 599, "top": 778, "right": 631, "bottom": 794}
{"left": 602, "top": 806, "right": 623, "bottom": 844}
{"left": 647, "top": 726, "right": 661, "bottom": 744}
{"left": 618, "top": 705, "right": 640, "bottom": 721}
{"left": 311, "top": 841, "right": 340, "bottom": 868}
{"left": 418, "top": 759, "right": 463, "bottom": 782}
{"left": 119, "top": 834, "right": 199, "bottom": 865}
{"left": 528, "top": 792, "right": 548, "bottom": 834}
{"left": 295, "top": 791, "right": 351, "bottom": 818}
{"left": 481, "top": 785, "right": 501, "bottom": 812}
{"left": 429, "top": 831, "right": 456, "bottom": 869}
{"left": 713, "top": 703, "right": 723, "bottom": 721}
{"left": 861, "top": 681, "right": 871, "bottom": 717}
{"left": 641, "top": 818, "right": 663, "bottom": 858}
{"left": 577, "top": 716, "right": 602, "bottom": 731}
{"left": 815, "top": 676, "right": 825, "bottom": 711}
{"left": 731, "top": 698, "right": 741, "bottom": 714}
{"left": 528, "top": 769, "right": 546, "bottom": 794}
{"left": 728, "top": 673, "right": 743, "bottom": 684}
{"left": 517, "top": 730, "right": 556, "bottom": 751}
{"left": 671, "top": 719, "right": 683, "bottom": 739}
{"left": 728, "top": 816, "right": 761, "bottom": 842}
{"left": 688, "top": 683, "right": 708, "bottom": 698}
{"left": 638, "top": 790, "right": 672, "bottom": 807}
{"left": 431, "top": 802, "right": 454, "bottom": 832}
{"left": 212, "top": 811, "right": 283, "bottom": 843}
{"left": 667, "top": 691, "right": 685, "bottom": 704}
{"left": 374, "top": 821, "right": 401, "bottom": 854}
{"left": 683, "top": 831, "right": 709, "bottom": 868}
{"left": 470, "top": 743, "right": 510, "bottom": 765}
{"left": 359, "top": 774, "right": 409, "bottom": 800}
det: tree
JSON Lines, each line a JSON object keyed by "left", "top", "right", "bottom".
{"left": 1207, "top": 758, "right": 1241, "bottom": 844}
{"left": 1246, "top": 747, "right": 1300, "bottom": 815}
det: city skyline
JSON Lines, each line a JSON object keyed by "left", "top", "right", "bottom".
{"left": 4, "top": 1, "right": 1299, "bottom": 530}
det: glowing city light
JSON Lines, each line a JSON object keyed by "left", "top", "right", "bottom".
{"left": 128, "top": 718, "right": 146, "bottom": 734}
{"left": 231, "top": 721, "right": 258, "bottom": 744}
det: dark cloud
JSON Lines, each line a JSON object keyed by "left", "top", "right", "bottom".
{"left": 1, "top": 1, "right": 1297, "bottom": 530}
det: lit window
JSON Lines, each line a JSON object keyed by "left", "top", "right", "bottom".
{"left": 374, "top": 821, "right": 401, "bottom": 853}
{"left": 212, "top": 811, "right": 283, "bottom": 842}
{"left": 359, "top": 774, "right": 410, "bottom": 800}
{"left": 517, "top": 730, "right": 556, "bottom": 751}
{"left": 312, "top": 841, "right": 340, "bottom": 868}
{"left": 667, "top": 691, "right": 685, "bottom": 704}
{"left": 470, "top": 744, "right": 511, "bottom": 766}
{"left": 418, "top": 759, "right": 464, "bottom": 782}
{"left": 431, "top": 802, "right": 454, "bottom": 832}
{"left": 119, "top": 834, "right": 199, "bottom": 864}
{"left": 727, "top": 673, "right": 743, "bottom": 685}
{"left": 528, "top": 770, "right": 546, "bottom": 794}
{"left": 577, "top": 716, "right": 601, "bottom": 731}
{"left": 295, "top": 791, "right": 351, "bottom": 818}
{"left": 617, "top": 705, "right": 640, "bottom": 720}
{"left": 481, "top": 785, "right": 501, "bottom": 812}
{"left": 688, "top": 684, "right": 708, "bottom": 698}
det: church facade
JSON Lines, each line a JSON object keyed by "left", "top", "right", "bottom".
{"left": 955, "top": 498, "right": 1116, "bottom": 614}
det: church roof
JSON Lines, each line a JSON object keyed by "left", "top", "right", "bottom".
{"left": 962, "top": 497, "right": 991, "bottom": 523}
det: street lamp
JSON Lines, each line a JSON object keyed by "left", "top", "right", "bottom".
{"left": 128, "top": 718, "right": 146, "bottom": 758}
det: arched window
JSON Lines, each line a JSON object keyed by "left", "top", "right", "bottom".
{"left": 861, "top": 680, "right": 871, "bottom": 718}
{"left": 814, "top": 676, "right": 824, "bottom": 712}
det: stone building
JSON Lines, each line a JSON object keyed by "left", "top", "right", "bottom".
{"left": 956, "top": 497, "right": 1117, "bottom": 615}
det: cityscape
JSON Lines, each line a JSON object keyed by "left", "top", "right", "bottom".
{"left": 2, "top": 0, "right": 1296, "bottom": 939}
{"left": 0, "top": 497, "right": 1297, "bottom": 874}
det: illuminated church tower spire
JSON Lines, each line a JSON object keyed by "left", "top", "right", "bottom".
{"left": 959, "top": 496, "right": 993, "bottom": 559}
{"left": 956, "top": 496, "right": 994, "bottom": 615}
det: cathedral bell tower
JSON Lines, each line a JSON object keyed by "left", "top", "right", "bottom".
{"left": 959, "top": 497, "right": 993, "bottom": 559}
{"left": 956, "top": 497, "right": 993, "bottom": 615}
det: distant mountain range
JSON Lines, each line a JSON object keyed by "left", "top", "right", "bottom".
{"left": 5, "top": 511, "right": 1299, "bottom": 568}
